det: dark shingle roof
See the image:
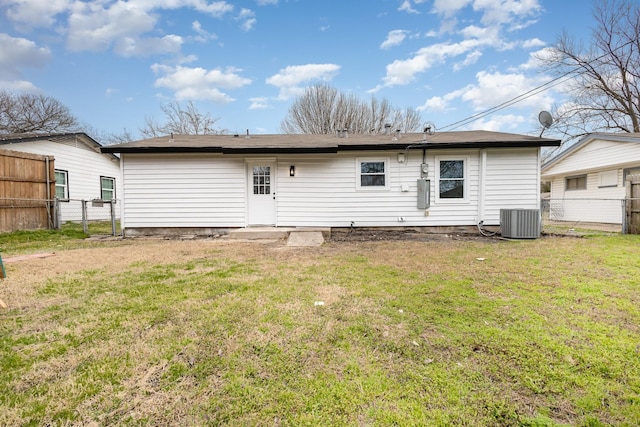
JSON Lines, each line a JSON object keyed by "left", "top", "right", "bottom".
{"left": 100, "top": 130, "right": 561, "bottom": 154}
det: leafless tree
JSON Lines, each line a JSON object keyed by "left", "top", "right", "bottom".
{"left": 140, "top": 100, "right": 225, "bottom": 137}
{"left": 0, "top": 90, "right": 79, "bottom": 134}
{"left": 537, "top": 0, "right": 640, "bottom": 139}
{"left": 280, "top": 83, "right": 423, "bottom": 134}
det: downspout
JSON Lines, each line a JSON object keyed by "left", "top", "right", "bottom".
{"left": 119, "top": 154, "right": 126, "bottom": 236}
{"left": 536, "top": 147, "right": 541, "bottom": 210}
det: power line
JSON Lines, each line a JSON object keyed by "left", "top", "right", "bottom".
{"left": 437, "top": 39, "right": 636, "bottom": 131}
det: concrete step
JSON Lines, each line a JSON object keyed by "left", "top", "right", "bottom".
{"left": 228, "top": 227, "right": 331, "bottom": 240}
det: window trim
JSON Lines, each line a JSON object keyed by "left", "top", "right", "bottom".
{"left": 100, "top": 176, "right": 116, "bottom": 201}
{"left": 565, "top": 174, "right": 587, "bottom": 191}
{"left": 435, "top": 156, "right": 468, "bottom": 203}
{"left": 356, "top": 158, "right": 390, "bottom": 190}
{"left": 54, "top": 169, "right": 69, "bottom": 201}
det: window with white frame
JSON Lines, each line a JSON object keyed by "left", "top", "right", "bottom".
{"left": 55, "top": 169, "right": 69, "bottom": 200}
{"left": 357, "top": 158, "right": 389, "bottom": 189}
{"left": 101, "top": 176, "right": 116, "bottom": 201}
{"left": 436, "top": 158, "right": 466, "bottom": 200}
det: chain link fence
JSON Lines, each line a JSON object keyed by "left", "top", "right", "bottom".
{"left": 1, "top": 198, "right": 120, "bottom": 236}
{"left": 541, "top": 198, "right": 628, "bottom": 233}
{"left": 57, "top": 198, "right": 120, "bottom": 235}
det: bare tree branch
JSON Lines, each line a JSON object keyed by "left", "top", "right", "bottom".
{"left": 139, "top": 100, "right": 225, "bottom": 137}
{"left": 0, "top": 90, "right": 79, "bottom": 134}
{"left": 280, "top": 83, "right": 423, "bottom": 134}
{"left": 537, "top": 0, "right": 640, "bottom": 137}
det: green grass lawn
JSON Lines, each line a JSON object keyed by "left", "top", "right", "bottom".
{"left": 0, "top": 232, "right": 639, "bottom": 426}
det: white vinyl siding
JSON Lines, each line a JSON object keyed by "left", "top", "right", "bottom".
{"left": 119, "top": 148, "right": 542, "bottom": 230}
{"left": 483, "top": 148, "right": 540, "bottom": 225}
{"left": 121, "top": 154, "right": 246, "bottom": 228}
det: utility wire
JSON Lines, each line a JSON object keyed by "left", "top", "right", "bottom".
{"left": 438, "top": 39, "right": 636, "bottom": 131}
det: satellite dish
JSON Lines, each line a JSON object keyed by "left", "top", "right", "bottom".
{"left": 538, "top": 111, "right": 553, "bottom": 137}
{"left": 538, "top": 111, "right": 553, "bottom": 128}
{"left": 423, "top": 122, "right": 436, "bottom": 135}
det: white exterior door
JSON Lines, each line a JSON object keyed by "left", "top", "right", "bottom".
{"left": 247, "top": 161, "right": 277, "bottom": 225}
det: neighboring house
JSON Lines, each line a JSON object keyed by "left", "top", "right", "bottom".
{"left": 541, "top": 132, "right": 640, "bottom": 225}
{"left": 0, "top": 132, "right": 121, "bottom": 222}
{"left": 102, "top": 130, "right": 559, "bottom": 237}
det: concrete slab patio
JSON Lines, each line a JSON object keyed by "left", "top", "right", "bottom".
{"left": 228, "top": 227, "right": 330, "bottom": 246}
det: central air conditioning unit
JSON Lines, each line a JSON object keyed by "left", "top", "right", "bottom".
{"left": 500, "top": 209, "right": 541, "bottom": 239}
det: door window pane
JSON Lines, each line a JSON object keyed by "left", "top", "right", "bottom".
{"left": 253, "top": 166, "right": 271, "bottom": 195}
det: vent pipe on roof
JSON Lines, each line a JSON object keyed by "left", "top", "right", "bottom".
{"left": 246, "top": 129, "right": 250, "bottom": 139}
{"left": 384, "top": 123, "right": 392, "bottom": 135}
{"left": 169, "top": 133, "right": 174, "bottom": 142}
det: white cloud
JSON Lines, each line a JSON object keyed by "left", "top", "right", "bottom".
{"left": 152, "top": 64, "right": 252, "bottom": 103}
{"left": 461, "top": 70, "right": 553, "bottom": 110}
{"left": 4, "top": 0, "right": 234, "bottom": 57}
{"left": 371, "top": 38, "right": 486, "bottom": 91}
{"left": 398, "top": 0, "right": 419, "bottom": 14}
{"left": 0, "top": 33, "right": 51, "bottom": 88}
{"left": 471, "top": 114, "right": 526, "bottom": 131}
{"left": 380, "top": 30, "right": 409, "bottom": 50}
{"left": 237, "top": 8, "right": 256, "bottom": 31}
{"left": 256, "top": 0, "right": 277, "bottom": 4}
{"left": 114, "top": 35, "right": 184, "bottom": 57}
{"left": 431, "top": 0, "right": 472, "bottom": 17}
{"left": 192, "top": 21, "right": 218, "bottom": 42}
{"left": 266, "top": 63, "right": 341, "bottom": 100}
{"left": 249, "top": 97, "right": 270, "bottom": 109}
{"left": 453, "top": 50, "right": 482, "bottom": 71}
{"left": 4, "top": 0, "right": 71, "bottom": 28}
{"left": 522, "top": 38, "right": 545, "bottom": 49}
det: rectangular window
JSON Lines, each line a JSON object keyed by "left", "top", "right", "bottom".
{"left": 55, "top": 170, "right": 69, "bottom": 200}
{"left": 598, "top": 170, "right": 617, "bottom": 188}
{"left": 566, "top": 175, "right": 587, "bottom": 190}
{"left": 253, "top": 166, "right": 271, "bottom": 195}
{"left": 357, "top": 159, "right": 389, "bottom": 189}
{"left": 101, "top": 176, "right": 116, "bottom": 201}
{"left": 438, "top": 159, "right": 465, "bottom": 199}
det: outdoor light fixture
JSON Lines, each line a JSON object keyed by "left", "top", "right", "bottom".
{"left": 397, "top": 152, "right": 406, "bottom": 163}
{"left": 289, "top": 165, "right": 295, "bottom": 177}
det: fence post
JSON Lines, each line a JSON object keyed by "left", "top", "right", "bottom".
{"left": 621, "top": 199, "right": 627, "bottom": 234}
{"left": 81, "top": 200, "right": 88, "bottom": 234}
{"left": 54, "top": 198, "right": 61, "bottom": 230}
{"left": 110, "top": 201, "right": 116, "bottom": 236}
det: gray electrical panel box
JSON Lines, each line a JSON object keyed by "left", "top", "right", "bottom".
{"left": 417, "top": 179, "right": 430, "bottom": 209}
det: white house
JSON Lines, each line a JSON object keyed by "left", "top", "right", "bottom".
{"left": 101, "top": 130, "right": 560, "bottom": 237}
{"left": 541, "top": 133, "right": 640, "bottom": 225}
{"left": 0, "top": 132, "right": 121, "bottom": 222}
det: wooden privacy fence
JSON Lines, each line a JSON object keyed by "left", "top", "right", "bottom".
{"left": 0, "top": 148, "right": 56, "bottom": 233}
{"left": 626, "top": 174, "right": 640, "bottom": 234}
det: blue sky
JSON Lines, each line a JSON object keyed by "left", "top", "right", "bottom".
{"left": 0, "top": 0, "right": 594, "bottom": 140}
